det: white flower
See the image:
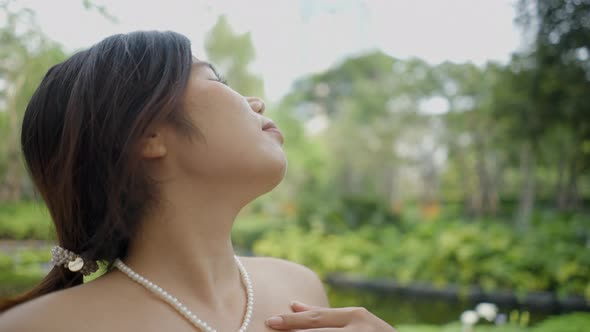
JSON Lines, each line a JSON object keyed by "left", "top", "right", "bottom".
{"left": 461, "top": 310, "right": 479, "bottom": 325}
{"left": 475, "top": 302, "right": 498, "bottom": 322}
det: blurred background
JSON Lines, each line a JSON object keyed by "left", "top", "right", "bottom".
{"left": 0, "top": 0, "right": 589, "bottom": 331}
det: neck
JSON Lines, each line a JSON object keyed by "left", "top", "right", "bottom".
{"left": 119, "top": 179, "right": 251, "bottom": 309}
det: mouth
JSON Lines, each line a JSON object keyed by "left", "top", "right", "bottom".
{"left": 262, "top": 120, "right": 284, "bottom": 144}
{"left": 262, "top": 120, "right": 277, "bottom": 131}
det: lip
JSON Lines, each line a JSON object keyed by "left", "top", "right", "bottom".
{"left": 262, "top": 120, "right": 277, "bottom": 131}
{"left": 262, "top": 124, "right": 284, "bottom": 144}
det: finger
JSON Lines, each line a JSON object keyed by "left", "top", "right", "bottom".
{"left": 266, "top": 307, "right": 355, "bottom": 330}
{"left": 290, "top": 301, "right": 323, "bottom": 312}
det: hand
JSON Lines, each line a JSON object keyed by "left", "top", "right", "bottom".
{"left": 265, "top": 301, "right": 397, "bottom": 332}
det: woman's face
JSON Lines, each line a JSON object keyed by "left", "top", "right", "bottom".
{"left": 157, "top": 60, "right": 287, "bottom": 195}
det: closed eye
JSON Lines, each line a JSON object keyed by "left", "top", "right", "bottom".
{"left": 194, "top": 60, "right": 229, "bottom": 86}
{"left": 211, "top": 76, "right": 228, "bottom": 86}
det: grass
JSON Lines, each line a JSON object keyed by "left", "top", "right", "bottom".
{"left": 396, "top": 313, "right": 590, "bottom": 332}
{"left": 397, "top": 324, "right": 526, "bottom": 332}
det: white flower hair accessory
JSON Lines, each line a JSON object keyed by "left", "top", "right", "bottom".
{"left": 50, "top": 246, "right": 99, "bottom": 276}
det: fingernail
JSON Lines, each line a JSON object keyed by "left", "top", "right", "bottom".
{"left": 290, "top": 300, "right": 301, "bottom": 306}
{"left": 265, "top": 316, "right": 283, "bottom": 327}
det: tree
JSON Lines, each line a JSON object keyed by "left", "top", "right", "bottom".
{"left": 436, "top": 62, "right": 505, "bottom": 218}
{"left": 204, "top": 15, "right": 264, "bottom": 98}
{"left": 519, "top": 0, "right": 590, "bottom": 214}
{"left": 0, "top": 1, "right": 67, "bottom": 201}
{"left": 279, "top": 51, "right": 457, "bottom": 224}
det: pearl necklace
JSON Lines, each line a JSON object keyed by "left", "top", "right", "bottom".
{"left": 113, "top": 256, "right": 254, "bottom": 332}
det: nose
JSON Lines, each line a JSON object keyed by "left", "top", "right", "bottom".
{"left": 246, "top": 97, "right": 265, "bottom": 114}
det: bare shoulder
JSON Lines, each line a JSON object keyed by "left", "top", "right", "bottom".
{"left": 0, "top": 273, "right": 134, "bottom": 332}
{"left": 0, "top": 285, "right": 92, "bottom": 332}
{"left": 239, "top": 256, "right": 330, "bottom": 307}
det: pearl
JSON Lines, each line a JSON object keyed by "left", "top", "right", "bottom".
{"left": 114, "top": 255, "right": 253, "bottom": 332}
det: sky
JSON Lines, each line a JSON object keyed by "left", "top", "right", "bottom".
{"left": 14, "top": 0, "right": 523, "bottom": 102}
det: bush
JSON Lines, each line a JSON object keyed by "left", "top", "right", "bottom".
{"left": 295, "top": 193, "right": 401, "bottom": 233}
{"left": 0, "top": 247, "right": 50, "bottom": 296}
{"left": 252, "top": 214, "right": 590, "bottom": 299}
{"left": 231, "top": 214, "right": 282, "bottom": 251}
{"left": 253, "top": 224, "right": 379, "bottom": 278}
{"left": 0, "top": 201, "right": 54, "bottom": 240}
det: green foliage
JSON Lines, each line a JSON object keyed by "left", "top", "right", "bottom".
{"left": 274, "top": 1, "right": 590, "bottom": 230}
{"left": 204, "top": 15, "right": 264, "bottom": 97}
{"left": 0, "top": 247, "right": 49, "bottom": 296}
{"left": 532, "top": 312, "right": 590, "bottom": 332}
{"left": 253, "top": 224, "right": 378, "bottom": 278}
{"left": 0, "top": 201, "right": 54, "bottom": 239}
{"left": 396, "top": 324, "right": 526, "bottom": 332}
{"left": 253, "top": 213, "right": 590, "bottom": 299}
{"left": 231, "top": 214, "right": 282, "bottom": 251}
{"left": 295, "top": 193, "right": 401, "bottom": 232}
{"left": 82, "top": 0, "right": 118, "bottom": 22}
{"left": 0, "top": 3, "right": 68, "bottom": 201}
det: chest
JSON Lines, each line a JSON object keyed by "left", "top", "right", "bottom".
{"left": 93, "top": 282, "right": 295, "bottom": 332}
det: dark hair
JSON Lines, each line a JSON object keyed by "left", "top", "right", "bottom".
{"left": 0, "top": 30, "right": 196, "bottom": 311}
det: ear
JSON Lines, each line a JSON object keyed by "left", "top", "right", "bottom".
{"left": 140, "top": 131, "right": 167, "bottom": 159}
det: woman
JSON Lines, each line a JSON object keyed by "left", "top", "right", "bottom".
{"left": 0, "top": 31, "right": 396, "bottom": 332}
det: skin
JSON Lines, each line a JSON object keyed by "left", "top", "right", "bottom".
{"left": 266, "top": 301, "right": 397, "bottom": 332}
{"left": 0, "top": 60, "right": 396, "bottom": 332}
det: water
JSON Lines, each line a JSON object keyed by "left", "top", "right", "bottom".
{"left": 326, "top": 285, "right": 561, "bottom": 326}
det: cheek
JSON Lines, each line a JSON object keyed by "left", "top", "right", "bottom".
{"left": 190, "top": 121, "right": 286, "bottom": 183}
{"left": 177, "top": 84, "right": 286, "bottom": 181}
{"left": 208, "top": 120, "right": 276, "bottom": 168}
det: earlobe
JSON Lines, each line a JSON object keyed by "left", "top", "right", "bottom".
{"left": 141, "top": 132, "right": 167, "bottom": 159}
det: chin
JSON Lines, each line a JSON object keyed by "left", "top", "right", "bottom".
{"left": 258, "top": 153, "right": 288, "bottom": 195}
{"left": 268, "top": 154, "right": 288, "bottom": 187}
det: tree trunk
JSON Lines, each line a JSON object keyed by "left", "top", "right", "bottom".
{"left": 555, "top": 153, "right": 567, "bottom": 210}
{"left": 420, "top": 153, "right": 437, "bottom": 205}
{"left": 486, "top": 150, "right": 501, "bottom": 217}
{"left": 451, "top": 142, "right": 476, "bottom": 218}
{"left": 564, "top": 155, "right": 579, "bottom": 210}
{"left": 383, "top": 165, "right": 399, "bottom": 211}
{"left": 474, "top": 133, "right": 489, "bottom": 218}
{"left": 515, "top": 141, "right": 536, "bottom": 231}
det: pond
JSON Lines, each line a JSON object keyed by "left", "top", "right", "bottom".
{"left": 326, "top": 284, "right": 575, "bottom": 326}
